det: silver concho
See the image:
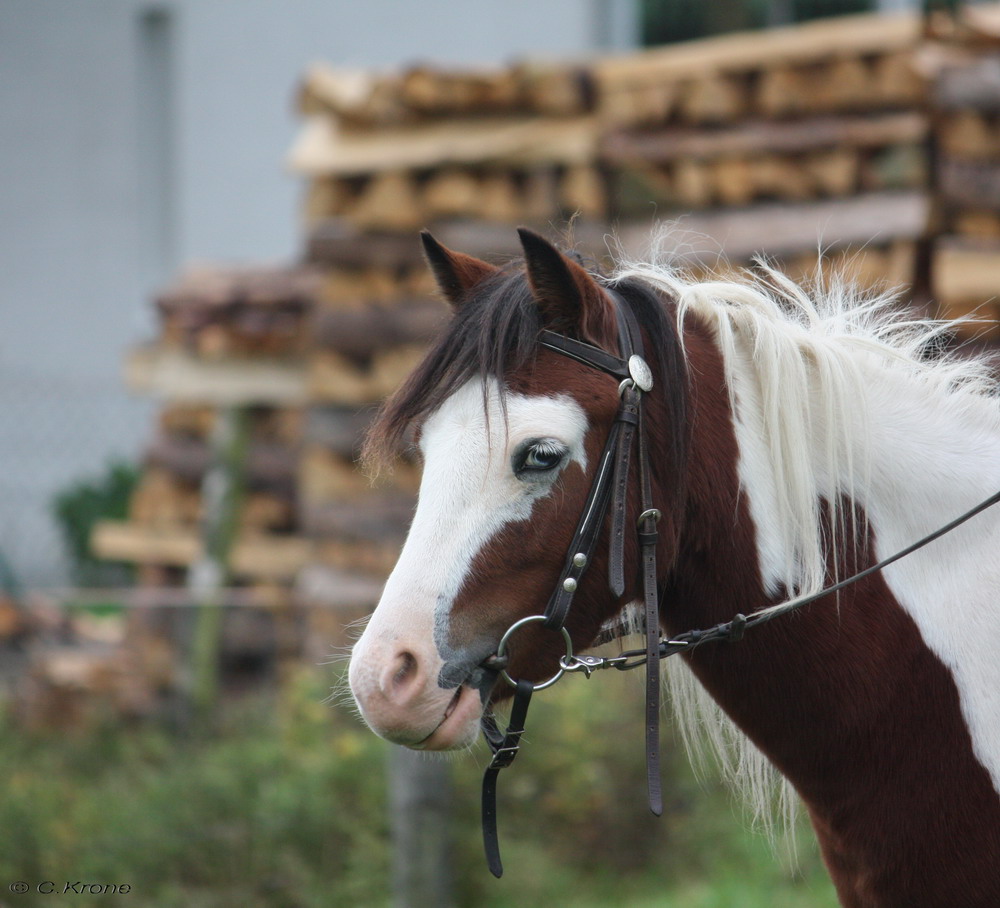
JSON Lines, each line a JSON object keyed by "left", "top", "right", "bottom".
{"left": 628, "top": 355, "right": 654, "bottom": 392}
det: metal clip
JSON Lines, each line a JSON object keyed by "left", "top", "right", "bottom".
{"left": 488, "top": 742, "right": 521, "bottom": 769}
{"left": 559, "top": 653, "right": 628, "bottom": 678}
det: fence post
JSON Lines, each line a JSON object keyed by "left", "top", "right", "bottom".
{"left": 188, "top": 405, "right": 250, "bottom": 721}
{"left": 388, "top": 747, "right": 454, "bottom": 908}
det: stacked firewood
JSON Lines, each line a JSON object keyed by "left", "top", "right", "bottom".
{"left": 129, "top": 267, "right": 313, "bottom": 543}
{"left": 293, "top": 10, "right": 941, "bottom": 288}
{"left": 599, "top": 11, "right": 930, "bottom": 287}
{"left": 293, "top": 66, "right": 600, "bottom": 231}
{"left": 600, "top": 14, "right": 925, "bottom": 206}
{"left": 928, "top": 6, "right": 1000, "bottom": 340}
{"left": 91, "top": 264, "right": 394, "bottom": 708}
{"left": 101, "top": 260, "right": 431, "bottom": 587}
{"left": 98, "top": 266, "right": 315, "bottom": 580}
{"left": 300, "top": 250, "right": 441, "bottom": 586}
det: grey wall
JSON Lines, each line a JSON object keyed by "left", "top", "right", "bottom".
{"left": 177, "top": 0, "right": 635, "bottom": 264}
{"left": 0, "top": 0, "right": 637, "bottom": 586}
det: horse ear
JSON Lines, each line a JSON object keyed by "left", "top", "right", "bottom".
{"left": 517, "top": 227, "right": 614, "bottom": 342}
{"left": 420, "top": 231, "right": 499, "bottom": 308}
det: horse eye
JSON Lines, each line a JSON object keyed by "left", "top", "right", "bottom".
{"left": 516, "top": 441, "right": 566, "bottom": 475}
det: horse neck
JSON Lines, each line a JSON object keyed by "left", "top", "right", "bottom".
{"left": 673, "top": 306, "right": 1000, "bottom": 609}
{"left": 655, "top": 312, "right": 1000, "bottom": 905}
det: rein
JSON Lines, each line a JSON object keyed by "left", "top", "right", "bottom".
{"left": 476, "top": 288, "right": 1000, "bottom": 878}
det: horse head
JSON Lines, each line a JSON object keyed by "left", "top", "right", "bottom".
{"left": 348, "top": 229, "right": 686, "bottom": 750}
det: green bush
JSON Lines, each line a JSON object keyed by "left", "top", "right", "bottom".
{"left": 642, "top": 0, "right": 874, "bottom": 46}
{"left": 0, "top": 665, "right": 838, "bottom": 907}
{"left": 51, "top": 461, "right": 139, "bottom": 587}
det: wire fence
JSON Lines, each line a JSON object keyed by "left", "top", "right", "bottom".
{"left": 0, "top": 362, "right": 152, "bottom": 591}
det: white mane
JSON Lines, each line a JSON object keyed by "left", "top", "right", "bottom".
{"left": 610, "top": 250, "right": 1000, "bottom": 832}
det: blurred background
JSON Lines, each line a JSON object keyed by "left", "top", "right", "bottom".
{"left": 1, "top": 0, "right": 998, "bottom": 905}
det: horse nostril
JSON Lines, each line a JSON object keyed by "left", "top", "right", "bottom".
{"left": 380, "top": 650, "right": 424, "bottom": 704}
{"left": 371, "top": 648, "right": 427, "bottom": 708}
{"left": 394, "top": 651, "right": 418, "bottom": 687}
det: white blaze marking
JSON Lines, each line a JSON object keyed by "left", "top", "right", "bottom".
{"left": 351, "top": 378, "right": 588, "bottom": 706}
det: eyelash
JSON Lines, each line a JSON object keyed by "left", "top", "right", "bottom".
{"left": 515, "top": 440, "right": 566, "bottom": 475}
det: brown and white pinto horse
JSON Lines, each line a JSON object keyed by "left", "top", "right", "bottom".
{"left": 348, "top": 228, "right": 1000, "bottom": 907}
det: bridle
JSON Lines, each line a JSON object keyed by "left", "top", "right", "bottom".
{"left": 478, "top": 286, "right": 664, "bottom": 877}
{"left": 475, "top": 286, "right": 1000, "bottom": 878}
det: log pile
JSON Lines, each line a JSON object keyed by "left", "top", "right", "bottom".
{"left": 928, "top": 6, "right": 1000, "bottom": 339}
{"left": 293, "top": 58, "right": 600, "bottom": 230}
{"left": 100, "top": 266, "right": 314, "bottom": 570}
{"left": 97, "top": 261, "right": 423, "bottom": 584}
{"left": 90, "top": 264, "right": 396, "bottom": 710}
{"left": 98, "top": 261, "right": 428, "bottom": 588}
{"left": 599, "top": 13, "right": 927, "bottom": 225}
{"left": 291, "top": 9, "right": 941, "bottom": 286}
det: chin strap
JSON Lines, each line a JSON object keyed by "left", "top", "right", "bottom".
{"left": 480, "top": 679, "right": 534, "bottom": 878}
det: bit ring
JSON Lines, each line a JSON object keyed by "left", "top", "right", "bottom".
{"left": 495, "top": 615, "right": 573, "bottom": 691}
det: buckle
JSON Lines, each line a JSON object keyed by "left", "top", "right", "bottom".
{"left": 637, "top": 508, "right": 661, "bottom": 528}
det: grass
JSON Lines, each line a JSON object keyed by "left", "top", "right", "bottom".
{"left": 0, "top": 665, "right": 839, "bottom": 907}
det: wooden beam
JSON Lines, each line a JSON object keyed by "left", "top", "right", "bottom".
{"left": 614, "top": 190, "right": 929, "bottom": 263}
{"left": 934, "top": 241, "right": 1000, "bottom": 304}
{"left": 313, "top": 299, "right": 450, "bottom": 358}
{"left": 308, "top": 193, "right": 927, "bottom": 273}
{"left": 594, "top": 10, "right": 920, "bottom": 90}
{"left": 145, "top": 434, "right": 298, "bottom": 488}
{"left": 299, "top": 496, "right": 414, "bottom": 542}
{"left": 126, "top": 346, "right": 309, "bottom": 405}
{"left": 306, "top": 345, "right": 427, "bottom": 406}
{"left": 288, "top": 114, "right": 599, "bottom": 177}
{"left": 602, "top": 112, "right": 928, "bottom": 164}
{"left": 934, "top": 54, "right": 1000, "bottom": 112}
{"left": 156, "top": 265, "right": 319, "bottom": 311}
{"left": 92, "top": 521, "right": 315, "bottom": 581}
{"left": 304, "top": 406, "right": 373, "bottom": 458}
{"left": 307, "top": 224, "right": 427, "bottom": 269}
{"left": 305, "top": 217, "right": 611, "bottom": 268}
{"left": 939, "top": 158, "right": 1000, "bottom": 211}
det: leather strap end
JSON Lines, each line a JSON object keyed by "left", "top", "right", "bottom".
{"left": 482, "top": 767, "right": 504, "bottom": 877}
{"left": 645, "top": 657, "right": 664, "bottom": 817}
{"left": 480, "top": 678, "right": 534, "bottom": 878}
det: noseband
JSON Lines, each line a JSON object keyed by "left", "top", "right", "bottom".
{"left": 475, "top": 286, "right": 1000, "bottom": 878}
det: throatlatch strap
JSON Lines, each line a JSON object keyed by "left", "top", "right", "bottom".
{"left": 481, "top": 678, "right": 534, "bottom": 878}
